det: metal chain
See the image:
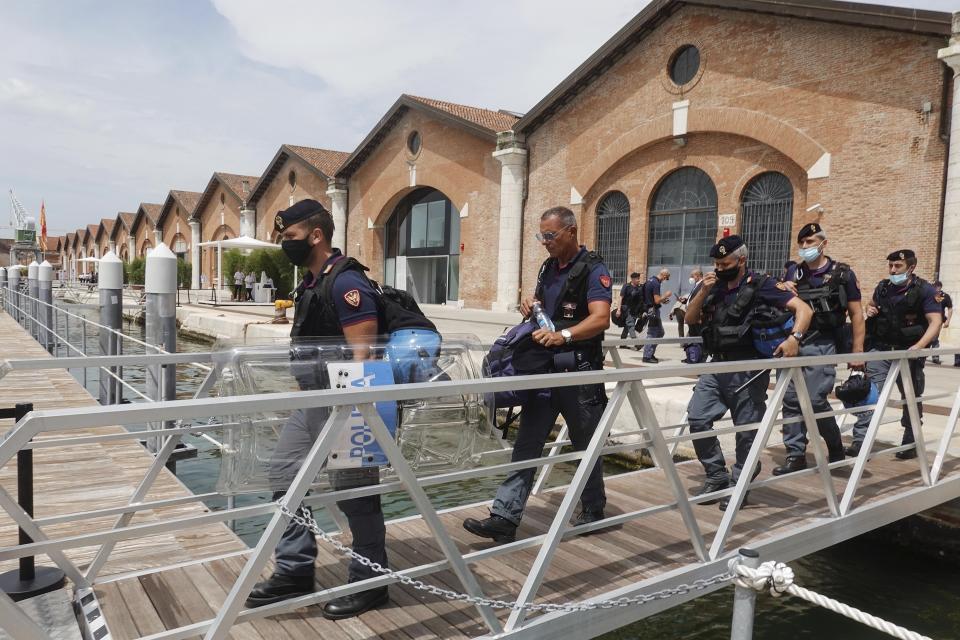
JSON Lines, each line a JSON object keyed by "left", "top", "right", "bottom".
{"left": 278, "top": 501, "right": 733, "bottom": 613}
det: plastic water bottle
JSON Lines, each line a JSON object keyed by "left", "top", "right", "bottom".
{"left": 532, "top": 302, "right": 556, "bottom": 331}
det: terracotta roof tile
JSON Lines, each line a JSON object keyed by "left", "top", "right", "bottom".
{"left": 99, "top": 218, "right": 115, "bottom": 236}
{"left": 86, "top": 224, "right": 98, "bottom": 240}
{"left": 216, "top": 173, "right": 258, "bottom": 202}
{"left": 285, "top": 145, "right": 351, "bottom": 177}
{"left": 117, "top": 212, "right": 135, "bottom": 230}
{"left": 170, "top": 190, "right": 202, "bottom": 216}
{"left": 406, "top": 95, "right": 519, "bottom": 132}
{"left": 139, "top": 203, "right": 162, "bottom": 226}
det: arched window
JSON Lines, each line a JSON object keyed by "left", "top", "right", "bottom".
{"left": 383, "top": 188, "right": 461, "bottom": 304}
{"left": 740, "top": 172, "right": 794, "bottom": 276}
{"left": 647, "top": 167, "right": 718, "bottom": 284}
{"left": 595, "top": 191, "right": 630, "bottom": 284}
{"left": 172, "top": 233, "right": 188, "bottom": 256}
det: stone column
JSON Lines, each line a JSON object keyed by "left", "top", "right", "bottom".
{"left": 189, "top": 219, "right": 201, "bottom": 289}
{"left": 492, "top": 132, "right": 528, "bottom": 312}
{"left": 126, "top": 236, "right": 136, "bottom": 263}
{"left": 153, "top": 226, "right": 163, "bottom": 245}
{"left": 240, "top": 205, "right": 256, "bottom": 239}
{"left": 938, "top": 16, "right": 960, "bottom": 342}
{"left": 327, "top": 180, "right": 349, "bottom": 252}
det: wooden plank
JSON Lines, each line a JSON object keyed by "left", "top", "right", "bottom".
{"left": 94, "top": 582, "right": 140, "bottom": 640}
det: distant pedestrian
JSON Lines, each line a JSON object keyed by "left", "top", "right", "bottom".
{"left": 682, "top": 269, "right": 705, "bottom": 364}
{"left": 233, "top": 269, "right": 244, "bottom": 300}
{"left": 245, "top": 271, "right": 256, "bottom": 301}
{"left": 930, "top": 280, "right": 952, "bottom": 365}
{"left": 641, "top": 268, "right": 672, "bottom": 363}
{"left": 616, "top": 272, "right": 643, "bottom": 349}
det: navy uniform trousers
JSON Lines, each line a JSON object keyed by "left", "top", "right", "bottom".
{"left": 491, "top": 378, "right": 608, "bottom": 524}
{"left": 687, "top": 363, "right": 769, "bottom": 483}
{"left": 780, "top": 335, "right": 844, "bottom": 457}
{"left": 852, "top": 346, "right": 925, "bottom": 447}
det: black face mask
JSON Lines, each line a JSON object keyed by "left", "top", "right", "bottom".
{"left": 281, "top": 238, "right": 313, "bottom": 267}
{"left": 715, "top": 264, "right": 741, "bottom": 282}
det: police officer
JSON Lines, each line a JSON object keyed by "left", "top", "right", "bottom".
{"left": 245, "top": 199, "right": 440, "bottom": 619}
{"left": 849, "top": 249, "right": 942, "bottom": 459}
{"left": 617, "top": 271, "right": 643, "bottom": 348}
{"left": 684, "top": 236, "right": 813, "bottom": 510}
{"left": 773, "top": 223, "right": 864, "bottom": 474}
{"left": 682, "top": 269, "right": 705, "bottom": 364}
{"left": 930, "top": 280, "right": 951, "bottom": 365}
{"left": 641, "top": 268, "right": 673, "bottom": 363}
{"left": 463, "top": 206, "right": 612, "bottom": 542}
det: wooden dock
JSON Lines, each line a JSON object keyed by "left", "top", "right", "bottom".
{"left": 0, "top": 313, "right": 244, "bottom": 580}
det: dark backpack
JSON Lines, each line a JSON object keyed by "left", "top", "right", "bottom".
{"left": 482, "top": 320, "right": 554, "bottom": 430}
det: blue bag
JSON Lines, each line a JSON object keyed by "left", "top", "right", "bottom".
{"left": 751, "top": 310, "right": 795, "bottom": 358}
{"left": 482, "top": 320, "right": 554, "bottom": 428}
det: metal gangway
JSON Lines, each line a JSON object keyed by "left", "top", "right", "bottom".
{"left": 1, "top": 290, "right": 960, "bottom": 638}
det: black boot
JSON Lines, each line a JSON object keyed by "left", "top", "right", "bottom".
{"left": 322, "top": 587, "right": 389, "bottom": 620}
{"left": 694, "top": 477, "right": 730, "bottom": 506}
{"left": 895, "top": 446, "right": 918, "bottom": 460}
{"left": 572, "top": 508, "right": 606, "bottom": 535}
{"left": 845, "top": 441, "right": 862, "bottom": 457}
{"left": 772, "top": 456, "right": 807, "bottom": 476}
{"left": 828, "top": 447, "right": 846, "bottom": 463}
{"left": 719, "top": 464, "right": 762, "bottom": 511}
{"left": 463, "top": 515, "right": 517, "bottom": 543}
{"left": 245, "top": 573, "right": 315, "bottom": 608}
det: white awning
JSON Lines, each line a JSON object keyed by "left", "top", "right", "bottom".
{"left": 197, "top": 236, "right": 278, "bottom": 250}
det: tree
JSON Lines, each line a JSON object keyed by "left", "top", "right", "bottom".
{"left": 125, "top": 257, "right": 146, "bottom": 285}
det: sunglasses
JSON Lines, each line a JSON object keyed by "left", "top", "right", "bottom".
{"left": 535, "top": 225, "right": 571, "bottom": 243}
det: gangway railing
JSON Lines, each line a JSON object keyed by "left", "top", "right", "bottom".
{"left": 1, "top": 343, "right": 959, "bottom": 639}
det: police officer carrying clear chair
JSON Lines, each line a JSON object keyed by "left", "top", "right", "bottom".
{"left": 463, "top": 206, "right": 613, "bottom": 542}
{"left": 616, "top": 271, "right": 643, "bottom": 349}
{"left": 772, "top": 223, "right": 865, "bottom": 475}
{"left": 850, "top": 249, "right": 942, "bottom": 459}
{"left": 683, "top": 236, "right": 813, "bottom": 510}
{"left": 245, "top": 199, "right": 441, "bottom": 619}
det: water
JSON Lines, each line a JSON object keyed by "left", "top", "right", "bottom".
{"left": 50, "top": 303, "right": 960, "bottom": 638}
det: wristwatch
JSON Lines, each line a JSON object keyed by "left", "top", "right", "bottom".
{"left": 561, "top": 329, "right": 573, "bottom": 345}
{"left": 790, "top": 331, "right": 805, "bottom": 344}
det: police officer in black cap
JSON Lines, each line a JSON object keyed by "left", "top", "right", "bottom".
{"left": 684, "top": 235, "right": 813, "bottom": 510}
{"left": 852, "top": 249, "right": 942, "bottom": 459}
{"left": 772, "top": 222, "right": 864, "bottom": 474}
{"left": 245, "top": 199, "right": 440, "bottom": 619}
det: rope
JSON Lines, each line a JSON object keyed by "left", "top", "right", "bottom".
{"left": 730, "top": 560, "right": 934, "bottom": 640}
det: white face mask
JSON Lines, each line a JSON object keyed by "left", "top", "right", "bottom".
{"left": 688, "top": 277, "right": 696, "bottom": 285}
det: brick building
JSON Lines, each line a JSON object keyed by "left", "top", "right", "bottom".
{"left": 130, "top": 203, "right": 162, "bottom": 260}
{"left": 190, "top": 172, "right": 258, "bottom": 288}
{"left": 95, "top": 218, "right": 114, "bottom": 260}
{"left": 111, "top": 212, "right": 136, "bottom": 263}
{"left": 157, "top": 190, "right": 201, "bottom": 261}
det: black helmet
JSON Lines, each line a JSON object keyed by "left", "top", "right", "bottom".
{"left": 835, "top": 374, "right": 872, "bottom": 405}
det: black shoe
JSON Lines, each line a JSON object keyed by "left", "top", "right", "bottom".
{"left": 642, "top": 357, "right": 659, "bottom": 363}
{"left": 634, "top": 346, "right": 643, "bottom": 352}
{"left": 719, "top": 492, "right": 751, "bottom": 511}
{"left": 618, "top": 345, "right": 630, "bottom": 350}
{"left": 572, "top": 509, "right": 605, "bottom": 534}
{"left": 772, "top": 456, "right": 807, "bottom": 476}
{"left": 828, "top": 448, "right": 846, "bottom": 464}
{"left": 845, "top": 442, "right": 862, "bottom": 457}
{"left": 895, "top": 447, "right": 918, "bottom": 460}
{"left": 695, "top": 478, "right": 730, "bottom": 505}
{"left": 322, "top": 587, "right": 388, "bottom": 620}
{"left": 680, "top": 358, "right": 691, "bottom": 364}
{"left": 245, "top": 573, "right": 315, "bottom": 608}
{"left": 463, "top": 515, "right": 517, "bottom": 543}
{"left": 932, "top": 357, "right": 941, "bottom": 365}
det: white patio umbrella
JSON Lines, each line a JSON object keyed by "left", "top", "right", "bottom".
{"left": 197, "top": 236, "right": 281, "bottom": 300}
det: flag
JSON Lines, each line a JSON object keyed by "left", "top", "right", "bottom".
{"left": 39, "top": 200, "right": 47, "bottom": 251}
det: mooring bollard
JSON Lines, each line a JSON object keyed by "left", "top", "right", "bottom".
{"left": 27, "top": 261, "right": 38, "bottom": 340}
{"left": 38, "top": 261, "right": 53, "bottom": 353}
{"left": 8, "top": 266, "right": 20, "bottom": 323}
{"left": 0, "top": 403, "right": 66, "bottom": 601}
{"left": 98, "top": 252, "right": 123, "bottom": 405}
{"left": 145, "top": 243, "right": 177, "bottom": 454}
{"left": 0, "top": 266, "right": 7, "bottom": 315}
{"left": 730, "top": 548, "right": 761, "bottom": 640}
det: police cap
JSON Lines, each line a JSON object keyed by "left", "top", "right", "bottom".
{"left": 274, "top": 199, "right": 328, "bottom": 232}
{"left": 709, "top": 235, "right": 744, "bottom": 258}
{"left": 797, "top": 222, "right": 823, "bottom": 242}
{"left": 886, "top": 249, "right": 915, "bottom": 262}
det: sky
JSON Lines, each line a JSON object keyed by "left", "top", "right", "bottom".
{"left": 0, "top": 0, "right": 956, "bottom": 237}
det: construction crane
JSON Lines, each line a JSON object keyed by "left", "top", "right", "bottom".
{"left": 8, "top": 189, "right": 39, "bottom": 266}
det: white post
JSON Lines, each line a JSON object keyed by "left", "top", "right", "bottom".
{"left": 327, "top": 180, "right": 349, "bottom": 251}
{"left": 8, "top": 266, "right": 20, "bottom": 323}
{"left": 38, "top": 261, "right": 53, "bottom": 351}
{"left": 938, "top": 15, "right": 960, "bottom": 342}
{"left": 98, "top": 252, "right": 124, "bottom": 405}
{"left": 153, "top": 226, "right": 163, "bottom": 246}
{"left": 189, "top": 219, "right": 201, "bottom": 290}
{"left": 144, "top": 243, "right": 178, "bottom": 453}
{"left": 126, "top": 236, "right": 135, "bottom": 263}
{"left": 240, "top": 205, "right": 256, "bottom": 239}
{"left": 492, "top": 133, "right": 528, "bottom": 312}
{"left": 27, "top": 260, "right": 39, "bottom": 339}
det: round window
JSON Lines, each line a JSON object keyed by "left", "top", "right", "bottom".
{"left": 669, "top": 45, "right": 700, "bottom": 86}
{"left": 407, "top": 131, "right": 421, "bottom": 155}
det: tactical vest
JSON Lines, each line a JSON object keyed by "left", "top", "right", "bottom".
{"left": 869, "top": 277, "right": 930, "bottom": 348}
{"left": 701, "top": 274, "right": 790, "bottom": 359}
{"left": 291, "top": 256, "right": 435, "bottom": 339}
{"left": 534, "top": 250, "right": 606, "bottom": 360}
{"left": 791, "top": 259, "right": 849, "bottom": 333}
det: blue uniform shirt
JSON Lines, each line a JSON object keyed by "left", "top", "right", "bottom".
{"left": 784, "top": 259, "right": 861, "bottom": 302}
{"left": 540, "top": 246, "right": 612, "bottom": 318}
{"left": 643, "top": 276, "right": 662, "bottom": 308}
{"left": 303, "top": 251, "right": 379, "bottom": 328}
{"left": 712, "top": 270, "right": 795, "bottom": 309}
{"left": 876, "top": 276, "right": 940, "bottom": 316}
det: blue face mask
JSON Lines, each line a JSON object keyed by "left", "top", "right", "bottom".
{"left": 798, "top": 243, "right": 823, "bottom": 263}
{"left": 889, "top": 272, "right": 910, "bottom": 286}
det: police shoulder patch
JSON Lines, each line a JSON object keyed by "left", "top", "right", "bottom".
{"left": 599, "top": 275, "right": 611, "bottom": 289}
{"left": 343, "top": 289, "right": 361, "bottom": 308}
